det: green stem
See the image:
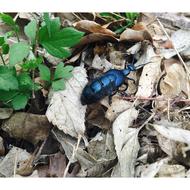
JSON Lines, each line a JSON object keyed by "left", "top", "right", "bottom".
{"left": 0, "top": 52, "right": 5, "bottom": 65}
{"left": 15, "top": 31, "right": 20, "bottom": 42}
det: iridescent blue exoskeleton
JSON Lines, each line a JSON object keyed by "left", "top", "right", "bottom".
{"left": 81, "top": 64, "right": 136, "bottom": 105}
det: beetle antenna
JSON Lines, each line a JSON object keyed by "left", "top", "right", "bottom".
{"left": 135, "top": 61, "right": 152, "bottom": 70}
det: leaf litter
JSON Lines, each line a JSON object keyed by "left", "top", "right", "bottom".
{"left": 2, "top": 12, "right": 190, "bottom": 178}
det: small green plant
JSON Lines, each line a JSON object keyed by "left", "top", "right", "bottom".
{"left": 99, "top": 12, "right": 139, "bottom": 34}
{"left": 0, "top": 13, "right": 84, "bottom": 110}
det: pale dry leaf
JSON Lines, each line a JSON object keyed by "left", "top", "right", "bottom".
{"left": 105, "top": 97, "right": 132, "bottom": 122}
{"left": 153, "top": 123, "right": 190, "bottom": 145}
{"left": 74, "top": 20, "right": 116, "bottom": 36}
{"left": 158, "top": 164, "right": 186, "bottom": 177}
{"left": 140, "top": 157, "right": 169, "bottom": 177}
{"left": 160, "top": 29, "right": 190, "bottom": 59}
{"left": 0, "top": 147, "right": 31, "bottom": 177}
{"left": 126, "top": 42, "right": 142, "bottom": 55}
{"left": 0, "top": 108, "right": 13, "bottom": 119}
{"left": 112, "top": 108, "right": 139, "bottom": 177}
{"left": 92, "top": 54, "right": 112, "bottom": 72}
{"left": 0, "top": 137, "right": 5, "bottom": 156}
{"left": 159, "top": 60, "right": 190, "bottom": 98}
{"left": 109, "top": 51, "right": 126, "bottom": 70}
{"left": 135, "top": 46, "right": 162, "bottom": 97}
{"left": 120, "top": 28, "right": 152, "bottom": 42}
{"left": 46, "top": 67, "right": 88, "bottom": 141}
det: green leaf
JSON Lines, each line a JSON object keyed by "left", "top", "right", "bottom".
{"left": 9, "top": 42, "right": 30, "bottom": 65}
{"left": 2, "top": 43, "right": 9, "bottom": 54}
{"left": 38, "top": 64, "right": 51, "bottom": 82}
{"left": 0, "top": 36, "right": 5, "bottom": 46}
{"left": 24, "top": 20, "right": 37, "bottom": 45}
{"left": 12, "top": 93, "right": 29, "bottom": 110}
{"left": 39, "top": 26, "right": 84, "bottom": 59}
{"left": 0, "top": 13, "right": 15, "bottom": 26}
{"left": 52, "top": 79, "right": 65, "bottom": 91}
{"left": 21, "top": 57, "right": 43, "bottom": 71}
{"left": 43, "top": 13, "right": 51, "bottom": 37}
{"left": 0, "top": 74, "right": 18, "bottom": 91}
{"left": 0, "top": 90, "right": 18, "bottom": 102}
{"left": 54, "top": 62, "right": 73, "bottom": 80}
{"left": 0, "top": 65, "right": 16, "bottom": 76}
{"left": 17, "top": 73, "right": 33, "bottom": 91}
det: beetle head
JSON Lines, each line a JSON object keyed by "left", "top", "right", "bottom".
{"left": 127, "top": 64, "right": 136, "bottom": 71}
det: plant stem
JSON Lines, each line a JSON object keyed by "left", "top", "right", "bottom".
{"left": 15, "top": 31, "right": 20, "bottom": 42}
{"left": 0, "top": 52, "right": 5, "bottom": 65}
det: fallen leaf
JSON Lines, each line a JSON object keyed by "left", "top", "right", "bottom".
{"left": 0, "top": 108, "right": 13, "bottom": 119}
{"left": 46, "top": 67, "right": 88, "bottom": 142}
{"left": 1, "top": 112, "right": 51, "bottom": 145}
{"left": 112, "top": 108, "right": 139, "bottom": 177}
{"left": 135, "top": 45, "right": 162, "bottom": 97}
{"left": 0, "top": 147, "right": 31, "bottom": 177}
{"left": 109, "top": 51, "right": 126, "bottom": 70}
{"left": 0, "top": 137, "right": 5, "bottom": 156}
{"left": 120, "top": 28, "right": 152, "bottom": 42}
{"left": 92, "top": 54, "right": 112, "bottom": 72}
{"left": 74, "top": 20, "right": 116, "bottom": 36}
{"left": 158, "top": 164, "right": 186, "bottom": 177}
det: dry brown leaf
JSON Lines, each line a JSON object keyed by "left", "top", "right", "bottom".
{"left": 159, "top": 59, "right": 190, "bottom": 98}
{"left": 74, "top": 20, "right": 116, "bottom": 36}
{"left": 120, "top": 28, "right": 152, "bottom": 42}
{"left": 46, "top": 67, "right": 88, "bottom": 142}
{"left": 112, "top": 108, "right": 139, "bottom": 177}
{"left": 109, "top": 51, "right": 126, "bottom": 70}
{"left": 1, "top": 112, "right": 51, "bottom": 145}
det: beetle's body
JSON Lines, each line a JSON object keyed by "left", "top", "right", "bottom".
{"left": 81, "top": 64, "right": 136, "bottom": 105}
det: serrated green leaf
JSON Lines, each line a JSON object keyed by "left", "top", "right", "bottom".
{"left": 12, "top": 93, "right": 29, "bottom": 110}
{"left": 2, "top": 43, "right": 9, "bottom": 54}
{"left": 54, "top": 62, "right": 73, "bottom": 80}
{"left": 9, "top": 42, "right": 30, "bottom": 65}
{"left": 38, "top": 64, "right": 51, "bottom": 82}
{"left": 52, "top": 78, "right": 65, "bottom": 91}
{"left": 0, "top": 66, "right": 16, "bottom": 76}
{"left": 39, "top": 25, "right": 84, "bottom": 59}
{"left": 17, "top": 73, "right": 33, "bottom": 91}
{"left": 24, "top": 20, "right": 37, "bottom": 45}
{"left": 0, "top": 74, "right": 18, "bottom": 91}
{"left": 0, "top": 36, "right": 5, "bottom": 46}
{"left": 43, "top": 13, "right": 51, "bottom": 37}
{"left": 21, "top": 57, "right": 43, "bottom": 71}
{"left": 0, "top": 13, "right": 15, "bottom": 26}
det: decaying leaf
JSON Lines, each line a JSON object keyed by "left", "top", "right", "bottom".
{"left": 158, "top": 164, "right": 186, "bottom": 177}
{"left": 0, "top": 108, "right": 13, "bottom": 119}
{"left": 112, "top": 108, "right": 139, "bottom": 177}
{"left": 74, "top": 20, "right": 116, "bottom": 36}
{"left": 109, "top": 51, "right": 126, "bottom": 70}
{"left": 105, "top": 97, "right": 132, "bottom": 122}
{"left": 159, "top": 59, "right": 190, "bottom": 98}
{"left": 46, "top": 67, "right": 88, "bottom": 142}
{"left": 0, "top": 147, "right": 32, "bottom": 177}
{"left": 135, "top": 45, "right": 162, "bottom": 97}
{"left": 139, "top": 157, "right": 169, "bottom": 177}
{"left": 120, "top": 28, "right": 152, "bottom": 42}
{"left": 92, "top": 54, "right": 112, "bottom": 72}
{"left": 0, "top": 137, "right": 5, "bottom": 156}
{"left": 1, "top": 112, "right": 51, "bottom": 145}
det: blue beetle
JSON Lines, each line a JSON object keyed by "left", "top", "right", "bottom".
{"left": 81, "top": 64, "right": 136, "bottom": 105}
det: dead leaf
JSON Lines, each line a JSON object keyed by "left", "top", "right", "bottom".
{"left": 135, "top": 46, "right": 162, "bottom": 97}
{"left": 74, "top": 20, "right": 116, "bottom": 36}
{"left": 112, "top": 108, "right": 139, "bottom": 177}
{"left": 159, "top": 59, "right": 190, "bottom": 98}
{"left": 0, "top": 147, "right": 31, "bottom": 177}
{"left": 140, "top": 157, "right": 169, "bottom": 177}
{"left": 109, "top": 51, "right": 126, "bottom": 70}
{"left": 0, "top": 137, "right": 5, "bottom": 156}
{"left": 0, "top": 108, "right": 13, "bottom": 120}
{"left": 158, "top": 164, "right": 186, "bottom": 177}
{"left": 1, "top": 112, "right": 51, "bottom": 145}
{"left": 46, "top": 67, "right": 88, "bottom": 142}
{"left": 18, "top": 13, "right": 41, "bottom": 21}
{"left": 120, "top": 28, "right": 152, "bottom": 42}
{"left": 92, "top": 54, "right": 113, "bottom": 72}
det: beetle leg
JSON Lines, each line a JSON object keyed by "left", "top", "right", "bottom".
{"left": 108, "top": 91, "right": 117, "bottom": 105}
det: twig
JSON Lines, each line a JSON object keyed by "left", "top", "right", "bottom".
{"left": 0, "top": 52, "right": 5, "bottom": 65}
{"left": 13, "top": 148, "right": 18, "bottom": 177}
{"left": 63, "top": 135, "right": 81, "bottom": 177}
{"left": 156, "top": 18, "right": 190, "bottom": 75}
{"left": 138, "top": 112, "right": 155, "bottom": 131}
